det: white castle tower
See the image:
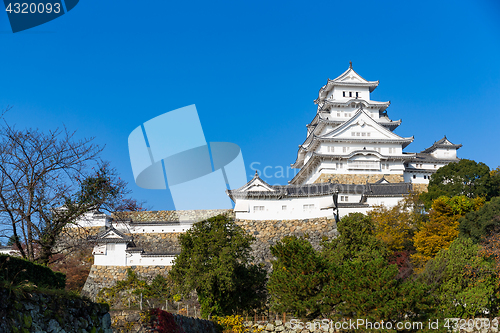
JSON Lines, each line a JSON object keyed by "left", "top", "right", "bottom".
{"left": 290, "top": 62, "right": 414, "bottom": 185}
{"left": 227, "top": 64, "right": 461, "bottom": 220}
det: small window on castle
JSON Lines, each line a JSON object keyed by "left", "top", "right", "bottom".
{"left": 356, "top": 92, "right": 359, "bottom": 98}
{"left": 349, "top": 92, "right": 352, "bottom": 97}
{"left": 328, "top": 146, "right": 335, "bottom": 152}
{"left": 107, "top": 243, "right": 115, "bottom": 252}
{"left": 337, "top": 112, "right": 340, "bottom": 117}
{"left": 434, "top": 165, "right": 437, "bottom": 168}
{"left": 343, "top": 147, "right": 348, "bottom": 153}
{"left": 351, "top": 132, "right": 355, "bottom": 137}
{"left": 282, "top": 205, "right": 287, "bottom": 210}
{"left": 254, "top": 206, "right": 265, "bottom": 212}
{"left": 303, "top": 204, "right": 314, "bottom": 210}
{"left": 344, "top": 113, "right": 348, "bottom": 117}
{"left": 423, "top": 175, "right": 427, "bottom": 180}
{"left": 341, "top": 196, "right": 349, "bottom": 202}
{"left": 362, "top": 132, "right": 366, "bottom": 137}
{"left": 356, "top": 132, "right": 360, "bottom": 136}
{"left": 413, "top": 175, "right": 416, "bottom": 179}
{"left": 343, "top": 91, "right": 346, "bottom": 97}
{"left": 367, "top": 133, "right": 371, "bottom": 137}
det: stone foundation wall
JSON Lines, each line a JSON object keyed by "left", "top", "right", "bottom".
{"left": 235, "top": 218, "right": 338, "bottom": 269}
{"left": 313, "top": 173, "right": 404, "bottom": 184}
{"left": 82, "top": 265, "right": 171, "bottom": 299}
{"left": 0, "top": 287, "right": 111, "bottom": 333}
{"left": 412, "top": 183, "right": 428, "bottom": 192}
{"left": 114, "top": 209, "right": 234, "bottom": 222}
{"left": 131, "top": 233, "right": 182, "bottom": 253}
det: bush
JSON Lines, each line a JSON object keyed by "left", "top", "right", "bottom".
{"left": 0, "top": 254, "right": 66, "bottom": 289}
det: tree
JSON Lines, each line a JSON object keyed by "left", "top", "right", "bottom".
{"left": 459, "top": 197, "right": 500, "bottom": 243}
{"left": 420, "top": 237, "right": 498, "bottom": 318}
{"left": 412, "top": 196, "right": 484, "bottom": 269}
{"left": 323, "top": 213, "right": 389, "bottom": 263}
{"left": 169, "top": 215, "right": 267, "bottom": 317}
{"left": 322, "top": 213, "right": 434, "bottom": 323}
{"left": 368, "top": 191, "right": 426, "bottom": 252}
{"left": 267, "top": 236, "right": 328, "bottom": 319}
{"left": 0, "top": 125, "right": 139, "bottom": 265}
{"left": 421, "top": 159, "right": 497, "bottom": 208}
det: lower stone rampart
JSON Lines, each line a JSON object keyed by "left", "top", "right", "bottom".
{"left": 0, "top": 287, "right": 111, "bottom": 333}
{"left": 235, "top": 218, "right": 338, "bottom": 269}
{"left": 313, "top": 173, "right": 404, "bottom": 184}
{"left": 82, "top": 265, "right": 171, "bottom": 299}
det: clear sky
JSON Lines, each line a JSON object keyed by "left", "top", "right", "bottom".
{"left": 1, "top": 0, "right": 499, "bottom": 211}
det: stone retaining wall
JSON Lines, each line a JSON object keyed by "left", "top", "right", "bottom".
{"left": 131, "top": 232, "right": 181, "bottom": 253}
{"left": 243, "top": 319, "right": 500, "bottom": 333}
{"left": 412, "top": 183, "right": 428, "bottom": 192}
{"left": 82, "top": 265, "right": 171, "bottom": 299}
{"left": 236, "top": 218, "right": 338, "bottom": 269}
{"left": 111, "top": 310, "right": 217, "bottom": 333}
{"left": 114, "top": 209, "right": 234, "bottom": 222}
{"left": 0, "top": 287, "right": 111, "bottom": 333}
{"left": 313, "top": 173, "right": 404, "bottom": 184}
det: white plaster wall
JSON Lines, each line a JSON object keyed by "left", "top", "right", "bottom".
{"left": 93, "top": 245, "right": 176, "bottom": 267}
{"left": 127, "top": 253, "right": 176, "bottom": 266}
{"left": 431, "top": 148, "right": 457, "bottom": 159}
{"left": 114, "top": 222, "right": 193, "bottom": 234}
{"left": 94, "top": 243, "right": 128, "bottom": 266}
{"left": 69, "top": 212, "right": 111, "bottom": 228}
{"left": 234, "top": 193, "right": 371, "bottom": 220}
{"left": 332, "top": 86, "right": 370, "bottom": 101}
{"left": 403, "top": 172, "right": 430, "bottom": 184}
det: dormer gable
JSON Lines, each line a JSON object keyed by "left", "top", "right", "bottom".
{"left": 92, "top": 227, "right": 133, "bottom": 244}
{"left": 316, "top": 106, "right": 414, "bottom": 147}
{"left": 235, "top": 171, "right": 277, "bottom": 192}
{"left": 316, "top": 63, "right": 380, "bottom": 103}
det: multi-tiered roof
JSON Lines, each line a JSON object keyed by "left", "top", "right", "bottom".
{"left": 290, "top": 64, "right": 414, "bottom": 184}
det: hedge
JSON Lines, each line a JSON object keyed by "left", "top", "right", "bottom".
{"left": 0, "top": 254, "right": 66, "bottom": 289}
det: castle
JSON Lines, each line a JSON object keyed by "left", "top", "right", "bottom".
{"left": 228, "top": 63, "right": 461, "bottom": 220}
{"left": 81, "top": 64, "right": 461, "bottom": 297}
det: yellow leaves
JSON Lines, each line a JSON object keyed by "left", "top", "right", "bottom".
{"left": 213, "top": 315, "right": 260, "bottom": 333}
{"left": 412, "top": 195, "right": 482, "bottom": 269}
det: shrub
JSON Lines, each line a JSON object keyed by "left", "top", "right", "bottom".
{"left": 0, "top": 254, "right": 65, "bottom": 289}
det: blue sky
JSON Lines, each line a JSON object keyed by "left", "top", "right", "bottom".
{"left": 1, "top": 0, "right": 499, "bottom": 210}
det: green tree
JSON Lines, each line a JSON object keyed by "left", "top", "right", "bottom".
{"left": 459, "top": 197, "right": 500, "bottom": 243}
{"left": 323, "top": 213, "right": 388, "bottom": 263}
{"left": 323, "top": 213, "right": 435, "bottom": 323}
{"left": 169, "top": 215, "right": 267, "bottom": 317}
{"left": 412, "top": 196, "right": 483, "bottom": 269}
{"left": 421, "top": 159, "right": 497, "bottom": 208}
{"left": 267, "top": 236, "right": 328, "bottom": 319}
{"left": 420, "top": 237, "right": 498, "bottom": 318}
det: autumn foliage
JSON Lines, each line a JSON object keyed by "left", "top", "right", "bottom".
{"left": 412, "top": 195, "right": 484, "bottom": 269}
